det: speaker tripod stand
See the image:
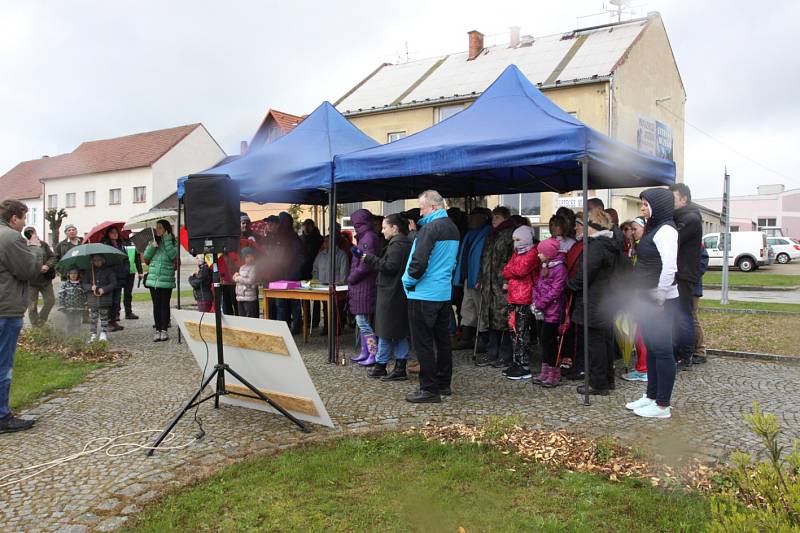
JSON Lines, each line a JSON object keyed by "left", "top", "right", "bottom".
{"left": 147, "top": 247, "right": 310, "bottom": 456}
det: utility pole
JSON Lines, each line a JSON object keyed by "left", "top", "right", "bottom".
{"left": 721, "top": 168, "right": 730, "bottom": 305}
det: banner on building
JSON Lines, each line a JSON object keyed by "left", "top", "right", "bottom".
{"left": 637, "top": 116, "right": 673, "bottom": 161}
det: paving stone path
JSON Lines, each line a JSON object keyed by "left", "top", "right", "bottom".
{"left": 2, "top": 302, "right": 799, "bottom": 532}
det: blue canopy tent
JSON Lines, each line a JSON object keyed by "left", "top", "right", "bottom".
{"left": 176, "top": 101, "right": 378, "bottom": 362}
{"left": 177, "top": 101, "right": 378, "bottom": 204}
{"left": 333, "top": 64, "right": 674, "bottom": 200}
{"left": 333, "top": 64, "right": 676, "bottom": 403}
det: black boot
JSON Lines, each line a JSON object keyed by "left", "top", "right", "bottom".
{"left": 382, "top": 359, "right": 408, "bottom": 381}
{"left": 368, "top": 363, "right": 387, "bottom": 378}
{"left": 455, "top": 326, "right": 476, "bottom": 350}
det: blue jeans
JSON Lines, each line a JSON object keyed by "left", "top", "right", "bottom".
{"left": 376, "top": 337, "right": 409, "bottom": 364}
{"left": 277, "top": 299, "right": 301, "bottom": 331}
{"left": 641, "top": 297, "right": 677, "bottom": 407}
{"left": 673, "top": 281, "right": 696, "bottom": 363}
{"left": 0, "top": 317, "right": 24, "bottom": 419}
{"left": 354, "top": 314, "right": 374, "bottom": 336}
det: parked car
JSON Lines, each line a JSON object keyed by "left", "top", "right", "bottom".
{"left": 702, "top": 231, "right": 769, "bottom": 272}
{"left": 767, "top": 236, "right": 800, "bottom": 264}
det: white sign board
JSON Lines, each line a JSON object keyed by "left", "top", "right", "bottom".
{"left": 173, "top": 309, "right": 334, "bottom": 428}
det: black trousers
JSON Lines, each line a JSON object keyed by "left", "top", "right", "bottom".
{"left": 151, "top": 288, "right": 173, "bottom": 331}
{"left": 109, "top": 288, "right": 122, "bottom": 321}
{"left": 237, "top": 300, "right": 260, "bottom": 318}
{"left": 540, "top": 322, "right": 559, "bottom": 367}
{"left": 588, "top": 326, "right": 615, "bottom": 390}
{"left": 221, "top": 285, "right": 238, "bottom": 316}
{"left": 123, "top": 274, "right": 135, "bottom": 316}
{"left": 408, "top": 299, "right": 452, "bottom": 394}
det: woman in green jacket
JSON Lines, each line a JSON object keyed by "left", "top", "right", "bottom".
{"left": 143, "top": 219, "right": 177, "bottom": 342}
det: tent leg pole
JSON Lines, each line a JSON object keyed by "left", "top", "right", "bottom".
{"left": 581, "top": 158, "right": 590, "bottom": 406}
{"left": 177, "top": 198, "right": 182, "bottom": 345}
{"left": 328, "top": 182, "right": 338, "bottom": 365}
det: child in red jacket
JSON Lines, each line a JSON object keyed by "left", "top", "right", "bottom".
{"left": 501, "top": 226, "right": 540, "bottom": 380}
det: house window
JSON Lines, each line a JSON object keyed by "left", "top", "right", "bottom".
{"left": 757, "top": 217, "right": 776, "bottom": 228}
{"left": 499, "top": 193, "right": 541, "bottom": 217}
{"left": 267, "top": 126, "right": 282, "bottom": 143}
{"left": 387, "top": 131, "right": 406, "bottom": 143}
{"left": 435, "top": 105, "right": 464, "bottom": 123}
{"left": 109, "top": 188, "right": 121, "bottom": 205}
{"left": 26, "top": 207, "right": 38, "bottom": 227}
{"left": 85, "top": 191, "right": 96, "bottom": 207}
{"left": 133, "top": 186, "right": 146, "bottom": 203}
{"left": 342, "top": 202, "right": 362, "bottom": 217}
{"left": 382, "top": 201, "right": 404, "bottom": 216}
{"left": 65, "top": 193, "right": 76, "bottom": 208}
{"left": 47, "top": 194, "right": 57, "bottom": 209}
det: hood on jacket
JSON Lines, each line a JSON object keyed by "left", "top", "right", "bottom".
{"left": 674, "top": 202, "right": 701, "bottom": 225}
{"left": 350, "top": 209, "right": 375, "bottom": 236}
{"left": 418, "top": 207, "right": 448, "bottom": 226}
{"left": 640, "top": 188, "right": 674, "bottom": 228}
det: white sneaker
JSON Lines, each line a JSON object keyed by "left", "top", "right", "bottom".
{"left": 625, "top": 394, "right": 654, "bottom": 410}
{"left": 90, "top": 333, "right": 97, "bottom": 342}
{"left": 634, "top": 403, "right": 671, "bottom": 419}
{"left": 99, "top": 332, "right": 108, "bottom": 342}
{"left": 160, "top": 330, "right": 169, "bottom": 341}
{"left": 153, "top": 332, "right": 161, "bottom": 342}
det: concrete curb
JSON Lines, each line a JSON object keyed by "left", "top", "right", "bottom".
{"left": 700, "top": 307, "right": 800, "bottom": 316}
{"left": 703, "top": 284, "right": 800, "bottom": 292}
{"left": 708, "top": 348, "right": 800, "bottom": 364}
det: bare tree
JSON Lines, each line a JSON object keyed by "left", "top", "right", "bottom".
{"left": 45, "top": 208, "right": 68, "bottom": 247}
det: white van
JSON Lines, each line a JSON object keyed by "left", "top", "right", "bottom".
{"left": 702, "top": 231, "right": 769, "bottom": 272}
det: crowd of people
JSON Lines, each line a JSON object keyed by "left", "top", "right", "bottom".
{"left": 200, "top": 184, "right": 705, "bottom": 415}
{"left": 0, "top": 180, "right": 707, "bottom": 432}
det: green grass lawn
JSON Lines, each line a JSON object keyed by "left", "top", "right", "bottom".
{"left": 703, "top": 271, "right": 800, "bottom": 287}
{"left": 124, "top": 434, "right": 709, "bottom": 533}
{"left": 700, "top": 311, "right": 800, "bottom": 355}
{"left": 699, "top": 299, "right": 800, "bottom": 313}
{"left": 10, "top": 348, "right": 101, "bottom": 411}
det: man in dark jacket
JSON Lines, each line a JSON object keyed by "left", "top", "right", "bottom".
{"left": 669, "top": 183, "right": 702, "bottom": 369}
{"left": 0, "top": 200, "right": 44, "bottom": 433}
{"left": 402, "top": 190, "right": 460, "bottom": 403}
{"left": 55, "top": 224, "right": 83, "bottom": 279}
{"left": 453, "top": 208, "right": 491, "bottom": 350}
{"left": 23, "top": 227, "right": 56, "bottom": 326}
{"left": 567, "top": 210, "right": 621, "bottom": 395}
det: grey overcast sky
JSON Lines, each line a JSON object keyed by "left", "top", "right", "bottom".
{"left": 1, "top": 0, "right": 798, "bottom": 198}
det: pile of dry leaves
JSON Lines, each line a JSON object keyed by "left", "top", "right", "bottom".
{"left": 415, "top": 422, "right": 719, "bottom": 494}
{"left": 19, "top": 328, "right": 131, "bottom": 364}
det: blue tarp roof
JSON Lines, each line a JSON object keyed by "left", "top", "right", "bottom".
{"left": 333, "top": 64, "right": 676, "bottom": 202}
{"left": 177, "top": 101, "right": 378, "bottom": 204}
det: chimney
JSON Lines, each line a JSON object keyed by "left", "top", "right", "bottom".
{"left": 467, "top": 30, "right": 484, "bottom": 60}
{"left": 42, "top": 155, "right": 49, "bottom": 158}
{"left": 240, "top": 141, "right": 248, "bottom": 155}
{"left": 509, "top": 26, "right": 520, "bottom": 48}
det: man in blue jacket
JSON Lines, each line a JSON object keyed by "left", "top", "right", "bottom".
{"left": 452, "top": 208, "right": 491, "bottom": 350}
{"left": 402, "top": 190, "right": 460, "bottom": 403}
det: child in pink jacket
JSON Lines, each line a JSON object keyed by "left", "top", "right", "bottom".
{"left": 532, "top": 238, "right": 568, "bottom": 387}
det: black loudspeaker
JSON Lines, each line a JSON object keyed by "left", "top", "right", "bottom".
{"left": 184, "top": 174, "right": 240, "bottom": 253}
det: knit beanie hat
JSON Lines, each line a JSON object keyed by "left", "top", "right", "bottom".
{"left": 538, "top": 237, "right": 560, "bottom": 260}
{"left": 241, "top": 247, "right": 255, "bottom": 258}
{"left": 512, "top": 225, "right": 534, "bottom": 253}
{"left": 632, "top": 217, "right": 646, "bottom": 228}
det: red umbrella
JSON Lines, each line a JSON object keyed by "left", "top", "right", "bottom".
{"left": 84, "top": 221, "right": 131, "bottom": 243}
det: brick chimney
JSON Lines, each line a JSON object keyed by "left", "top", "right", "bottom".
{"left": 509, "top": 26, "right": 520, "bottom": 48}
{"left": 467, "top": 30, "right": 484, "bottom": 60}
{"left": 240, "top": 140, "right": 248, "bottom": 155}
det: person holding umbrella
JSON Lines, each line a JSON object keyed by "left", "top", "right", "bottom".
{"left": 55, "top": 242, "right": 128, "bottom": 342}
{"left": 101, "top": 225, "right": 130, "bottom": 331}
{"left": 143, "top": 219, "right": 177, "bottom": 342}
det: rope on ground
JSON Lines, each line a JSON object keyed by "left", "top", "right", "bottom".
{"left": 0, "top": 430, "right": 197, "bottom": 489}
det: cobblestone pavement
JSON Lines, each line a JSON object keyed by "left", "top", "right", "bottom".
{"left": 2, "top": 303, "right": 799, "bottom": 532}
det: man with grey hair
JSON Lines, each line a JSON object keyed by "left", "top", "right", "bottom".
{"left": 402, "top": 190, "right": 460, "bottom": 403}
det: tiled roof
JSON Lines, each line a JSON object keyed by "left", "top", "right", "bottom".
{"left": 249, "top": 109, "right": 304, "bottom": 151}
{"left": 336, "top": 16, "right": 653, "bottom": 114}
{"left": 0, "top": 154, "right": 69, "bottom": 201}
{"left": 0, "top": 124, "right": 203, "bottom": 201}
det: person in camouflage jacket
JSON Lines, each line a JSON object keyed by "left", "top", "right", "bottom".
{"left": 477, "top": 206, "right": 516, "bottom": 367}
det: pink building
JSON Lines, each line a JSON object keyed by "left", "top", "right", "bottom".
{"left": 695, "top": 184, "right": 800, "bottom": 239}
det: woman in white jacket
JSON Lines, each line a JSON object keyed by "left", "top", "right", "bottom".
{"left": 233, "top": 247, "right": 259, "bottom": 318}
{"left": 625, "top": 188, "right": 679, "bottom": 419}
